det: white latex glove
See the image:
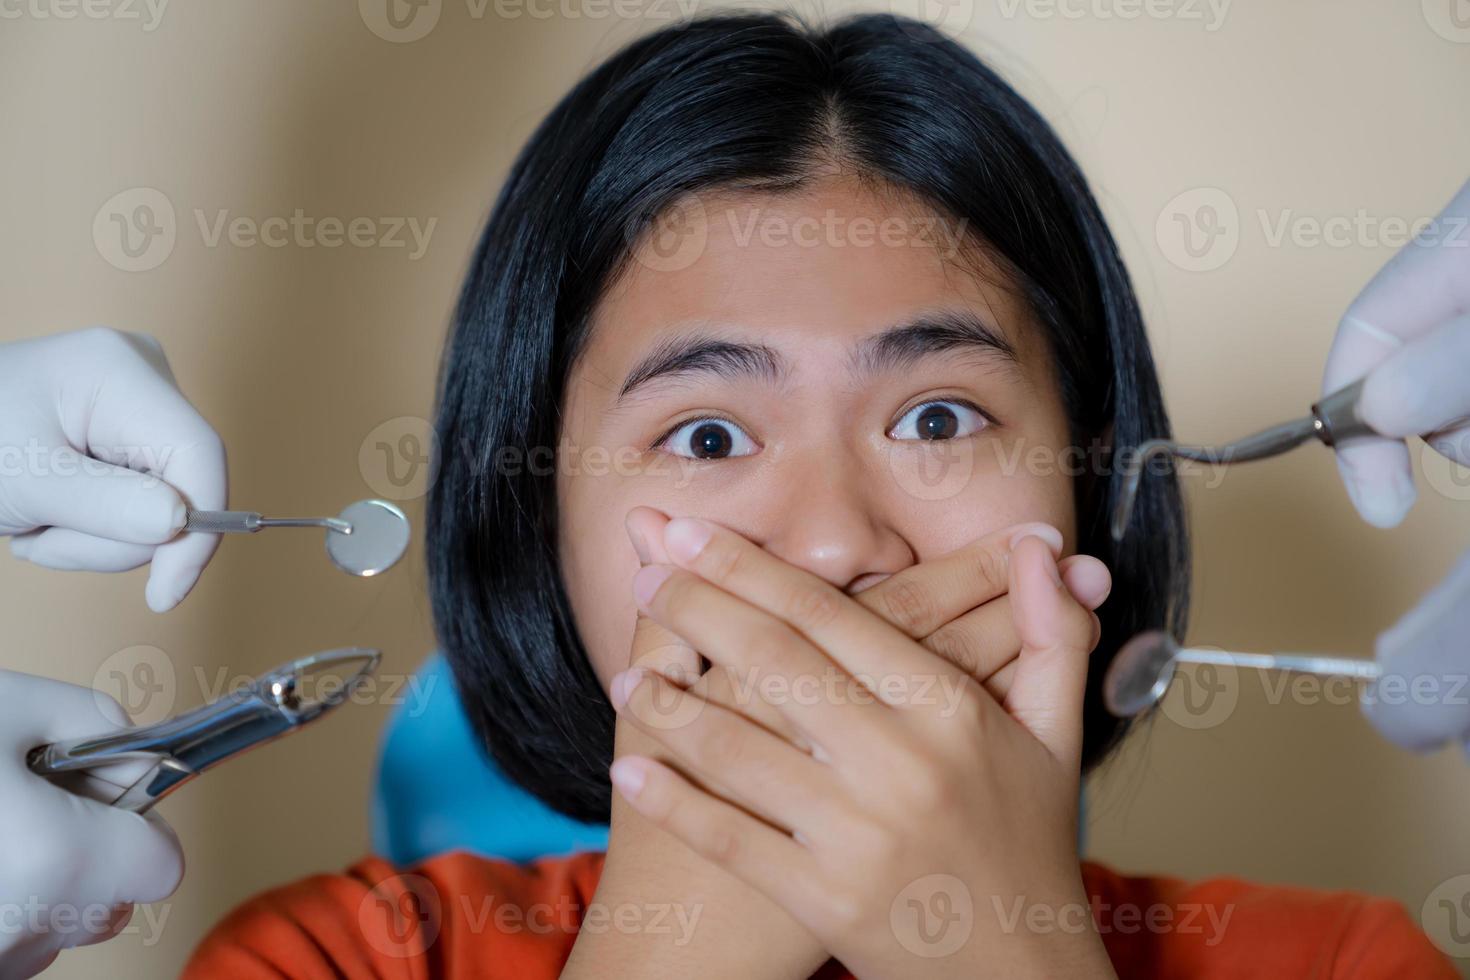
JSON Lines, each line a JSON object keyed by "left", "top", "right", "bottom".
{"left": 0, "top": 327, "right": 226, "bottom": 611}
{"left": 0, "top": 670, "right": 184, "bottom": 980}
{"left": 1322, "top": 178, "right": 1470, "bottom": 750}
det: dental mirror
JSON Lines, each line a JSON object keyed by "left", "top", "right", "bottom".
{"left": 183, "top": 498, "right": 411, "bottom": 577}
{"left": 324, "top": 499, "right": 411, "bottom": 577}
{"left": 1104, "top": 630, "right": 1382, "bottom": 718}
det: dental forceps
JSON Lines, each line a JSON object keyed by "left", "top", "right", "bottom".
{"left": 26, "top": 648, "right": 380, "bottom": 813}
{"left": 1103, "top": 630, "right": 1380, "bottom": 717}
{"left": 1110, "top": 378, "right": 1376, "bottom": 541}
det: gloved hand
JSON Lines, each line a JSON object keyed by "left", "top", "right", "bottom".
{"left": 0, "top": 670, "right": 184, "bottom": 980}
{"left": 0, "top": 327, "right": 226, "bottom": 611}
{"left": 1321, "top": 178, "right": 1470, "bottom": 750}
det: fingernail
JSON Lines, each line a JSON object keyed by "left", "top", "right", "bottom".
{"left": 1348, "top": 476, "right": 1414, "bottom": 529}
{"left": 609, "top": 758, "right": 646, "bottom": 799}
{"left": 1008, "top": 523, "right": 1064, "bottom": 556}
{"left": 664, "top": 518, "right": 714, "bottom": 563}
{"left": 610, "top": 668, "right": 646, "bottom": 709}
{"left": 626, "top": 519, "right": 651, "bottom": 565}
{"left": 633, "top": 565, "right": 673, "bottom": 607}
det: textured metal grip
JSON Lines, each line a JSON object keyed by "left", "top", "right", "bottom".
{"left": 182, "top": 510, "right": 261, "bottom": 533}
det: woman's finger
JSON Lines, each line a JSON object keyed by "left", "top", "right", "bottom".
{"left": 645, "top": 511, "right": 952, "bottom": 699}
{"left": 921, "top": 594, "right": 1017, "bottom": 681}
{"left": 633, "top": 563, "right": 883, "bottom": 753}
{"left": 1001, "top": 535, "right": 1097, "bottom": 767}
{"left": 853, "top": 522, "right": 1063, "bottom": 637}
{"left": 913, "top": 557, "right": 1105, "bottom": 699}
{"left": 609, "top": 755, "right": 830, "bottom": 920}
{"left": 612, "top": 668, "right": 842, "bottom": 835}
{"left": 1060, "top": 554, "right": 1111, "bottom": 611}
{"left": 628, "top": 509, "right": 806, "bottom": 747}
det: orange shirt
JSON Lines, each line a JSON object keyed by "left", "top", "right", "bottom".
{"left": 183, "top": 851, "right": 1454, "bottom": 979}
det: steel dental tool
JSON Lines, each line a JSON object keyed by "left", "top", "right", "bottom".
{"left": 182, "top": 498, "right": 411, "bottom": 576}
{"left": 1103, "top": 630, "right": 1381, "bottom": 717}
{"left": 26, "top": 649, "right": 381, "bottom": 813}
{"left": 1110, "top": 378, "right": 1379, "bottom": 542}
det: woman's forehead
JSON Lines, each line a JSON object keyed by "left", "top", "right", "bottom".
{"left": 587, "top": 179, "right": 1041, "bottom": 378}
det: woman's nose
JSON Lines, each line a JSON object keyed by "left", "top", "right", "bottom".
{"left": 757, "top": 463, "right": 913, "bottom": 593}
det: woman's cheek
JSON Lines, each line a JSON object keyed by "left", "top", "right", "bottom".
{"left": 890, "top": 455, "right": 1076, "bottom": 558}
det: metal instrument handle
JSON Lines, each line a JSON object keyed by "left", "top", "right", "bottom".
{"left": 1311, "top": 378, "right": 1374, "bottom": 447}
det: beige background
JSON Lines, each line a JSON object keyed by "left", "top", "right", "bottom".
{"left": 2, "top": 0, "right": 1468, "bottom": 975}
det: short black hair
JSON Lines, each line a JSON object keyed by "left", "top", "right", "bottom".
{"left": 427, "top": 11, "right": 1190, "bottom": 823}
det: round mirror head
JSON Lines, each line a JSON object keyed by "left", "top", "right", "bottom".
{"left": 326, "top": 499, "right": 410, "bottom": 577}
{"left": 1103, "top": 630, "right": 1180, "bottom": 717}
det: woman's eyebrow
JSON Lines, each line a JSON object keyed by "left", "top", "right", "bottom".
{"left": 616, "top": 332, "right": 787, "bottom": 403}
{"left": 851, "top": 310, "right": 1020, "bottom": 377}
{"left": 612, "top": 310, "right": 1019, "bottom": 406}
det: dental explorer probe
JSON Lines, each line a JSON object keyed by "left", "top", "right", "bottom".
{"left": 1103, "top": 630, "right": 1382, "bottom": 718}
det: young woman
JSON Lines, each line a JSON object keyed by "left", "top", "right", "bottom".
{"left": 184, "top": 12, "right": 1451, "bottom": 978}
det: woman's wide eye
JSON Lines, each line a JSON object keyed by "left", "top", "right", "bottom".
{"left": 889, "top": 400, "right": 988, "bottom": 441}
{"left": 659, "top": 417, "right": 758, "bottom": 460}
